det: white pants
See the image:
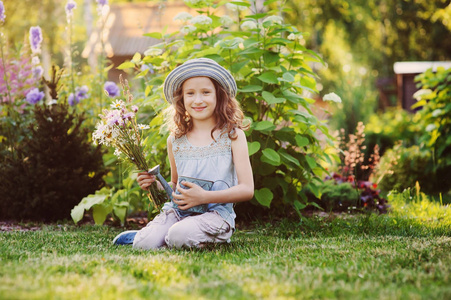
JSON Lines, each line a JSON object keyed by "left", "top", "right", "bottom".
{"left": 133, "top": 209, "right": 233, "bottom": 249}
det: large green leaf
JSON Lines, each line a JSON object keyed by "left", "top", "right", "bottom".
{"left": 262, "top": 91, "right": 285, "bottom": 104}
{"left": 239, "top": 85, "right": 262, "bottom": 92}
{"left": 248, "top": 141, "right": 261, "bottom": 156}
{"left": 305, "top": 156, "right": 317, "bottom": 169}
{"left": 254, "top": 188, "right": 273, "bottom": 208}
{"left": 253, "top": 121, "right": 276, "bottom": 131}
{"left": 262, "top": 148, "right": 281, "bottom": 165}
{"left": 143, "top": 32, "right": 163, "bottom": 39}
{"left": 282, "top": 72, "right": 295, "bottom": 82}
{"left": 116, "top": 61, "right": 135, "bottom": 70}
{"left": 295, "top": 135, "right": 309, "bottom": 147}
{"left": 280, "top": 152, "right": 301, "bottom": 168}
{"left": 113, "top": 202, "right": 129, "bottom": 226}
{"left": 71, "top": 188, "right": 111, "bottom": 224}
{"left": 92, "top": 204, "right": 113, "bottom": 225}
{"left": 258, "top": 72, "right": 279, "bottom": 84}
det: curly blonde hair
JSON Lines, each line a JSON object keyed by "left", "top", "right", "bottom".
{"left": 165, "top": 78, "right": 248, "bottom": 140}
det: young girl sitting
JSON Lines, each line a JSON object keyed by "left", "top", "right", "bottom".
{"left": 113, "top": 58, "right": 254, "bottom": 249}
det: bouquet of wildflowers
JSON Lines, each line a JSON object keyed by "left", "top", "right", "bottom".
{"left": 92, "top": 78, "right": 167, "bottom": 210}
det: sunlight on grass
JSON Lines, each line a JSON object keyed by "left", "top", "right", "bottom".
{"left": 1, "top": 212, "right": 450, "bottom": 299}
{"left": 388, "top": 186, "right": 451, "bottom": 228}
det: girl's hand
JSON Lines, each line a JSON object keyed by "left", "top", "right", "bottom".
{"left": 137, "top": 172, "right": 156, "bottom": 190}
{"left": 172, "top": 181, "right": 207, "bottom": 210}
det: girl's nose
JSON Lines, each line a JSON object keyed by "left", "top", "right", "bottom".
{"left": 194, "top": 93, "right": 203, "bottom": 103}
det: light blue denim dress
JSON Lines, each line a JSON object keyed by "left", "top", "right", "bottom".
{"left": 162, "top": 131, "right": 237, "bottom": 229}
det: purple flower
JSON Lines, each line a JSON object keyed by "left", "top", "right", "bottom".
{"left": 32, "top": 66, "right": 43, "bottom": 78}
{"left": 68, "top": 93, "right": 76, "bottom": 106}
{"left": 75, "top": 85, "right": 89, "bottom": 100}
{"left": 68, "top": 86, "right": 89, "bottom": 106}
{"left": 104, "top": 81, "right": 120, "bottom": 97}
{"left": 122, "top": 112, "right": 135, "bottom": 120}
{"left": 0, "top": 1, "right": 6, "bottom": 23}
{"left": 97, "top": 0, "right": 108, "bottom": 6}
{"left": 26, "top": 88, "right": 44, "bottom": 104}
{"left": 65, "top": 0, "right": 77, "bottom": 19}
{"left": 29, "top": 26, "right": 43, "bottom": 54}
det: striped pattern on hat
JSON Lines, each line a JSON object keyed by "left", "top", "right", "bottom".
{"left": 163, "top": 58, "right": 237, "bottom": 103}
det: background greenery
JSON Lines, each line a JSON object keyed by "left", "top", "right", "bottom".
{"left": 1, "top": 0, "right": 451, "bottom": 222}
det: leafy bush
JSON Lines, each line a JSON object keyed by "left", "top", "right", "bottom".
{"left": 308, "top": 172, "right": 388, "bottom": 213}
{"left": 375, "top": 144, "right": 438, "bottom": 195}
{"left": 374, "top": 67, "right": 451, "bottom": 196}
{"left": 120, "top": 0, "right": 337, "bottom": 217}
{"left": 317, "top": 179, "right": 359, "bottom": 211}
{"left": 413, "top": 67, "right": 451, "bottom": 193}
{"left": 0, "top": 101, "right": 106, "bottom": 221}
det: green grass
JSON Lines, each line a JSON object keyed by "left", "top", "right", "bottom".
{"left": 1, "top": 212, "right": 450, "bottom": 300}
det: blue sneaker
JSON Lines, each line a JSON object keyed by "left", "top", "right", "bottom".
{"left": 112, "top": 230, "right": 138, "bottom": 245}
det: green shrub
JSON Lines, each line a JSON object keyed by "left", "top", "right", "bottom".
{"left": 318, "top": 180, "right": 359, "bottom": 211}
{"left": 375, "top": 144, "right": 438, "bottom": 194}
{"left": 413, "top": 67, "right": 451, "bottom": 193}
{"left": 0, "top": 102, "right": 106, "bottom": 221}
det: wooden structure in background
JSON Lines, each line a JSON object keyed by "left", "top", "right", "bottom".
{"left": 82, "top": 2, "right": 200, "bottom": 81}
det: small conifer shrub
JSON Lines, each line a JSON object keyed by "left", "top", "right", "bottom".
{"left": 0, "top": 102, "right": 106, "bottom": 221}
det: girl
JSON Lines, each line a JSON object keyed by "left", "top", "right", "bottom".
{"left": 113, "top": 58, "right": 254, "bottom": 249}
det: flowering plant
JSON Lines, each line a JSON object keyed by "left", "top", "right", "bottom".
{"left": 92, "top": 78, "right": 168, "bottom": 209}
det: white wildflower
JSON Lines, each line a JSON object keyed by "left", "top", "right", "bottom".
{"left": 180, "top": 25, "right": 197, "bottom": 34}
{"left": 252, "top": 68, "right": 263, "bottom": 74}
{"left": 110, "top": 99, "right": 125, "bottom": 109}
{"left": 240, "top": 20, "right": 257, "bottom": 31}
{"left": 173, "top": 12, "right": 192, "bottom": 22}
{"left": 31, "top": 56, "right": 40, "bottom": 65}
{"left": 288, "top": 32, "right": 303, "bottom": 42}
{"left": 220, "top": 15, "right": 234, "bottom": 27}
{"left": 323, "top": 92, "right": 342, "bottom": 103}
{"left": 114, "top": 149, "right": 122, "bottom": 158}
{"left": 413, "top": 88, "right": 433, "bottom": 101}
{"left": 154, "top": 61, "right": 170, "bottom": 70}
{"left": 432, "top": 109, "right": 442, "bottom": 118}
{"left": 144, "top": 47, "right": 163, "bottom": 57}
{"left": 138, "top": 124, "right": 150, "bottom": 130}
{"left": 215, "top": 37, "right": 244, "bottom": 49}
{"left": 189, "top": 15, "right": 212, "bottom": 25}
{"left": 263, "top": 15, "right": 283, "bottom": 26}
{"left": 425, "top": 124, "right": 436, "bottom": 132}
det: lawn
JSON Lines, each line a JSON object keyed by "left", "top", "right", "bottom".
{"left": 1, "top": 213, "right": 450, "bottom": 300}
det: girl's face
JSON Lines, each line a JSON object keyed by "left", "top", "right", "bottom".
{"left": 182, "top": 77, "right": 217, "bottom": 123}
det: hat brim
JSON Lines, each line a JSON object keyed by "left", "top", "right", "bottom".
{"left": 163, "top": 58, "right": 237, "bottom": 104}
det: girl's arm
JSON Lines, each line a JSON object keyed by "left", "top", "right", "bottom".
{"left": 167, "top": 134, "right": 178, "bottom": 189}
{"left": 173, "top": 129, "right": 254, "bottom": 209}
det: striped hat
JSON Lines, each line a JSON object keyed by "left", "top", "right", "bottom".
{"left": 163, "top": 58, "right": 237, "bottom": 104}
